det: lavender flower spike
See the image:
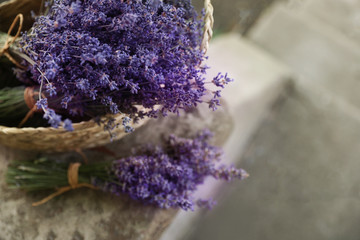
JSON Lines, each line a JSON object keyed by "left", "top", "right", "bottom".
{"left": 18, "top": 0, "right": 231, "bottom": 130}
{"left": 96, "top": 130, "right": 249, "bottom": 210}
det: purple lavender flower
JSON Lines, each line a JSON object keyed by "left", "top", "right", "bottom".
{"left": 95, "top": 130, "right": 248, "bottom": 211}
{"left": 212, "top": 73, "right": 234, "bottom": 89}
{"left": 43, "top": 109, "right": 61, "bottom": 128}
{"left": 63, "top": 118, "right": 74, "bottom": 131}
{"left": 18, "top": 0, "right": 230, "bottom": 131}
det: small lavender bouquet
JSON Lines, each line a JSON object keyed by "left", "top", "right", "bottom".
{"left": 4, "top": 0, "right": 230, "bottom": 131}
{"left": 6, "top": 130, "right": 248, "bottom": 210}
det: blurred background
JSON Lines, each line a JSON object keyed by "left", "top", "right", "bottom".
{"left": 162, "top": 0, "right": 360, "bottom": 239}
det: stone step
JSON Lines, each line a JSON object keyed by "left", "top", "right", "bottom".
{"left": 205, "top": 33, "right": 293, "bottom": 164}
{"left": 161, "top": 33, "right": 293, "bottom": 240}
{"left": 247, "top": 3, "right": 360, "bottom": 111}
{"left": 304, "top": 0, "right": 360, "bottom": 43}
{"left": 186, "top": 79, "right": 360, "bottom": 240}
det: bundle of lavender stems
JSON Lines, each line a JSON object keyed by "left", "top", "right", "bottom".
{"left": 6, "top": 130, "right": 248, "bottom": 210}
{"left": 0, "top": 0, "right": 231, "bottom": 131}
{"left": 0, "top": 86, "right": 46, "bottom": 127}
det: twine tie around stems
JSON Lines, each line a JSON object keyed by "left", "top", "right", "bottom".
{"left": 32, "top": 163, "right": 98, "bottom": 207}
{"left": 18, "top": 86, "right": 43, "bottom": 127}
{"left": 0, "top": 13, "right": 26, "bottom": 69}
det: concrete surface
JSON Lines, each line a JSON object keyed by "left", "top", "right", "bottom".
{"left": 204, "top": 33, "right": 293, "bottom": 174}
{"left": 305, "top": 0, "right": 360, "bottom": 43}
{"left": 187, "top": 83, "right": 360, "bottom": 240}
{"left": 0, "top": 102, "right": 233, "bottom": 240}
{"left": 248, "top": 3, "right": 360, "bottom": 110}
{"left": 161, "top": 34, "right": 292, "bottom": 240}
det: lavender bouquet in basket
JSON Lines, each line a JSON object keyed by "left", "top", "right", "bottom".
{"left": 10, "top": 0, "right": 230, "bottom": 131}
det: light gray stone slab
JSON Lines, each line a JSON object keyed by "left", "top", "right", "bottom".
{"left": 0, "top": 103, "right": 233, "bottom": 240}
{"left": 248, "top": 3, "right": 360, "bottom": 110}
{"left": 186, "top": 82, "right": 360, "bottom": 240}
{"left": 304, "top": 0, "right": 360, "bottom": 43}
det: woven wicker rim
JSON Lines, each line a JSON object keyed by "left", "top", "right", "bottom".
{"left": 0, "top": 0, "right": 214, "bottom": 151}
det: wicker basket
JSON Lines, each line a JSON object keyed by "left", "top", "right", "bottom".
{"left": 0, "top": 0, "right": 214, "bottom": 152}
{"left": 0, "top": 115, "right": 149, "bottom": 152}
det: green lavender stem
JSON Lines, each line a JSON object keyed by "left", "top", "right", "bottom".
{"left": 0, "top": 85, "right": 117, "bottom": 128}
{"left": 6, "top": 158, "right": 111, "bottom": 191}
{"left": 0, "top": 86, "right": 29, "bottom": 126}
{"left": 0, "top": 86, "right": 49, "bottom": 127}
{"left": 0, "top": 86, "right": 28, "bottom": 118}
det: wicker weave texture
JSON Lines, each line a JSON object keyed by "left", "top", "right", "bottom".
{"left": 0, "top": 114, "right": 148, "bottom": 152}
{"left": 0, "top": 0, "right": 213, "bottom": 152}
